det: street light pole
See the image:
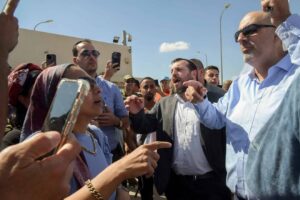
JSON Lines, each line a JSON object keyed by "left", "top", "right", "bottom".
{"left": 204, "top": 53, "right": 208, "bottom": 67}
{"left": 219, "top": 3, "right": 230, "bottom": 83}
{"left": 33, "top": 19, "right": 54, "bottom": 31}
{"left": 122, "top": 30, "right": 132, "bottom": 46}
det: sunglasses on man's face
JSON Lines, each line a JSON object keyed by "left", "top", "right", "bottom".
{"left": 79, "top": 50, "right": 100, "bottom": 58}
{"left": 234, "top": 24, "right": 276, "bottom": 42}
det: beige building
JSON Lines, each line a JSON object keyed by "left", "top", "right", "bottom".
{"left": 8, "top": 28, "right": 132, "bottom": 83}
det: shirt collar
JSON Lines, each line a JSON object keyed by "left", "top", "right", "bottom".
{"left": 247, "top": 54, "right": 292, "bottom": 81}
{"left": 175, "top": 94, "right": 185, "bottom": 103}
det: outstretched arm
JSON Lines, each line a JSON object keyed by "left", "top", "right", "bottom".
{"left": 183, "top": 80, "right": 227, "bottom": 129}
{"left": 66, "top": 141, "right": 171, "bottom": 200}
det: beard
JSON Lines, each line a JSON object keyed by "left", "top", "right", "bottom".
{"left": 173, "top": 74, "right": 193, "bottom": 94}
{"left": 175, "top": 85, "right": 187, "bottom": 94}
{"left": 144, "top": 93, "right": 154, "bottom": 101}
{"left": 241, "top": 40, "right": 256, "bottom": 64}
{"left": 243, "top": 52, "right": 255, "bottom": 63}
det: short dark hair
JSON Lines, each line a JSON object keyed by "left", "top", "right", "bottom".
{"left": 72, "top": 39, "right": 92, "bottom": 57}
{"left": 171, "top": 58, "right": 197, "bottom": 71}
{"left": 140, "top": 76, "right": 155, "bottom": 85}
{"left": 190, "top": 58, "right": 204, "bottom": 70}
{"left": 205, "top": 65, "right": 219, "bottom": 72}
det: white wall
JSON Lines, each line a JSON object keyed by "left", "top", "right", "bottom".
{"left": 8, "top": 29, "right": 132, "bottom": 82}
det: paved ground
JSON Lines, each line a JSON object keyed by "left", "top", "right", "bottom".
{"left": 128, "top": 185, "right": 166, "bottom": 200}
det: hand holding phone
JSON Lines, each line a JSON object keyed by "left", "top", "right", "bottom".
{"left": 112, "top": 52, "right": 121, "bottom": 70}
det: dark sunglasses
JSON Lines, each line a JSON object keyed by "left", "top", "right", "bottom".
{"left": 79, "top": 77, "right": 97, "bottom": 90}
{"left": 80, "top": 49, "right": 100, "bottom": 58}
{"left": 234, "top": 24, "right": 276, "bottom": 42}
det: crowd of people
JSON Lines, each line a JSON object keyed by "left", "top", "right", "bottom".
{"left": 0, "top": 0, "right": 300, "bottom": 200}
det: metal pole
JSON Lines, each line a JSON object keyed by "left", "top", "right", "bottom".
{"left": 122, "top": 30, "right": 127, "bottom": 46}
{"left": 204, "top": 53, "right": 208, "bottom": 67}
{"left": 219, "top": 3, "right": 230, "bottom": 83}
{"left": 33, "top": 20, "right": 54, "bottom": 31}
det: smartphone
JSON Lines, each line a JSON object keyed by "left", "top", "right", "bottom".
{"left": 46, "top": 54, "right": 57, "bottom": 66}
{"left": 41, "top": 78, "right": 90, "bottom": 152}
{"left": 112, "top": 52, "right": 121, "bottom": 70}
{"left": 154, "top": 79, "right": 159, "bottom": 87}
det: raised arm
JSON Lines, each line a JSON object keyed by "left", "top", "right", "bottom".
{"left": 262, "top": 0, "right": 300, "bottom": 65}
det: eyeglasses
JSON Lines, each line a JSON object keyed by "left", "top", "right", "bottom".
{"left": 79, "top": 77, "right": 97, "bottom": 90}
{"left": 234, "top": 24, "right": 276, "bottom": 42}
{"left": 79, "top": 50, "right": 100, "bottom": 58}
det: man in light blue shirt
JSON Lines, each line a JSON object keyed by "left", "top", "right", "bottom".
{"left": 183, "top": 0, "right": 300, "bottom": 199}
{"left": 72, "top": 39, "right": 129, "bottom": 161}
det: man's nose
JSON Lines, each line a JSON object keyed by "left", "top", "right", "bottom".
{"left": 237, "top": 32, "right": 248, "bottom": 43}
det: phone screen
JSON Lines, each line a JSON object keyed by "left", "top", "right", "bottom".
{"left": 112, "top": 52, "right": 121, "bottom": 70}
{"left": 42, "top": 80, "right": 80, "bottom": 134}
{"left": 39, "top": 79, "right": 89, "bottom": 156}
{"left": 46, "top": 54, "right": 56, "bottom": 66}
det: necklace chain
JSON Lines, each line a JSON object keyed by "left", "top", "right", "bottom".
{"left": 81, "top": 130, "right": 97, "bottom": 155}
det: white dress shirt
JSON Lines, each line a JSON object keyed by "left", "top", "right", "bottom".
{"left": 172, "top": 94, "right": 212, "bottom": 175}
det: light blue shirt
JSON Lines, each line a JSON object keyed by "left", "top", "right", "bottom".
{"left": 195, "top": 14, "right": 300, "bottom": 199}
{"left": 95, "top": 76, "right": 128, "bottom": 150}
{"left": 70, "top": 125, "right": 115, "bottom": 200}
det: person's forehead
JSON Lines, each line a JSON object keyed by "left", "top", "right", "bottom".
{"left": 239, "top": 12, "right": 268, "bottom": 29}
{"left": 141, "top": 79, "right": 155, "bottom": 86}
{"left": 207, "top": 69, "right": 219, "bottom": 74}
{"left": 77, "top": 42, "right": 95, "bottom": 51}
{"left": 171, "top": 60, "right": 189, "bottom": 69}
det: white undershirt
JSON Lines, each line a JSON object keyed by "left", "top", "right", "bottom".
{"left": 172, "top": 94, "right": 212, "bottom": 175}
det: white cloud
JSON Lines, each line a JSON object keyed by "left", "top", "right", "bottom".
{"left": 159, "top": 41, "right": 190, "bottom": 53}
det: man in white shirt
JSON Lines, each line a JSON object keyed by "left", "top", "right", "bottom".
{"left": 126, "top": 58, "right": 230, "bottom": 200}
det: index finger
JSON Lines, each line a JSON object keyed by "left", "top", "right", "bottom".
{"left": 183, "top": 80, "right": 202, "bottom": 88}
{"left": 261, "top": 0, "right": 272, "bottom": 12}
{"left": 2, "top": 0, "right": 19, "bottom": 16}
{"left": 145, "top": 141, "right": 172, "bottom": 151}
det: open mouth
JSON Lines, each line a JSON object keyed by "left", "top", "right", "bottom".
{"left": 94, "top": 99, "right": 102, "bottom": 104}
{"left": 172, "top": 77, "right": 181, "bottom": 84}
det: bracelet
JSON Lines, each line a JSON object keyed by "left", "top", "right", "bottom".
{"left": 85, "top": 179, "right": 104, "bottom": 200}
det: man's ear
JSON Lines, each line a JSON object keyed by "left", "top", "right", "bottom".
{"left": 192, "top": 69, "right": 198, "bottom": 81}
{"left": 73, "top": 57, "right": 78, "bottom": 64}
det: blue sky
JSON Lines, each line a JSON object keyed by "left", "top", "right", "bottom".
{"left": 2, "top": 0, "right": 300, "bottom": 82}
